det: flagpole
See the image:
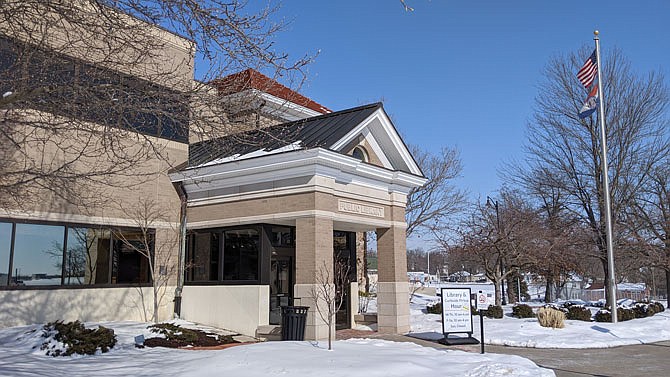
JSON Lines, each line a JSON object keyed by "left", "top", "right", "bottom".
{"left": 594, "top": 30, "right": 618, "bottom": 323}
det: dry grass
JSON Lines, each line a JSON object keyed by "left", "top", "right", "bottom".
{"left": 537, "top": 307, "right": 565, "bottom": 329}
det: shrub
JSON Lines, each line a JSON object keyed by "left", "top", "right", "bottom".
{"left": 41, "top": 320, "right": 116, "bottom": 357}
{"left": 566, "top": 305, "right": 592, "bottom": 321}
{"left": 485, "top": 305, "right": 503, "bottom": 319}
{"left": 426, "top": 302, "right": 442, "bottom": 314}
{"left": 145, "top": 323, "right": 237, "bottom": 348}
{"left": 618, "top": 307, "right": 635, "bottom": 321}
{"left": 537, "top": 307, "right": 565, "bottom": 328}
{"left": 544, "top": 303, "right": 568, "bottom": 314}
{"left": 632, "top": 303, "right": 654, "bottom": 318}
{"left": 471, "top": 306, "right": 480, "bottom": 316}
{"left": 426, "top": 301, "right": 481, "bottom": 316}
{"left": 149, "top": 323, "right": 199, "bottom": 343}
{"left": 594, "top": 307, "right": 635, "bottom": 322}
{"left": 650, "top": 301, "right": 665, "bottom": 313}
{"left": 512, "top": 304, "right": 535, "bottom": 318}
{"left": 594, "top": 309, "right": 611, "bottom": 322}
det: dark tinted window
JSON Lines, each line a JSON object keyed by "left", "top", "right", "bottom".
{"left": 0, "top": 36, "right": 189, "bottom": 143}
{"left": 187, "top": 232, "right": 220, "bottom": 282}
{"left": 223, "top": 229, "right": 259, "bottom": 281}
{"left": 65, "top": 227, "right": 111, "bottom": 285}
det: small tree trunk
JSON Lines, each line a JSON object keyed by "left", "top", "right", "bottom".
{"left": 665, "top": 268, "right": 670, "bottom": 302}
{"left": 153, "top": 285, "right": 159, "bottom": 323}
{"left": 494, "top": 278, "right": 502, "bottom": 306}
{"left": 544, "top": 277, "right": 554, "bottom": 303}
{"left": 328, "top": 302, "right": 333, "bottom": 350}
{"left": 506, "top": 275, "right": 517, "bottom": 303}
{"left": 600, "top": 256, "right": 615, "bottom": 309}
{"left": 363, "top": 234, "right": 369, "bottom": 293}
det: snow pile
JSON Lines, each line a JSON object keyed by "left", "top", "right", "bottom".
{"left": 0, "top": 320, "right": 554, "bottom": 376}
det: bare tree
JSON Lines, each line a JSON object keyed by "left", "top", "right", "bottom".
{"left": 451, "top": 190, "right": 538, "bottom": 306}
{"left": 114, "top": 199, "right": 178, "bottom": 323}
{"left": 518, "top": 169, "right": 593, "bottom": 302}
{"left": 308, "top": 259, "right": 351, "bottom": 350}
{"left": 0, "top": 0, "right": 312, "bottom": 210}
{"left": 406, "top": 145, "right": 466, "bottom": 238}
{"left": 399, "top": 0, "right": 415, "bottom": 12}
{"left": 627, "top": 162, "right": 670, "bottom": 300}
{"left": 513, "top": 47, "right": 670, "bottom": 307}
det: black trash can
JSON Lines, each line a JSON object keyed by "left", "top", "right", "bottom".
{"left": 281, "top": 306, "right": 309, "bottom": 341}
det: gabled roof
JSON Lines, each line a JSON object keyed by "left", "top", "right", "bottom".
{"left": 187, "top": 102, "right": 423, "bottom": 177}
{"left": 188, "top": 103, "right": 380, "bottom": 166}
{"left": 211, "top": 69, "right": 332, "bottom": 114}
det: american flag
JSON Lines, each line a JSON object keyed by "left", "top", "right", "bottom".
{"left": 577, "top": 50, "right": 598, "bottom": 89}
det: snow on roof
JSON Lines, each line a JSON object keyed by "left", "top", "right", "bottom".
{"left": 202, "top": 141, "right": 303, "bottom": 166}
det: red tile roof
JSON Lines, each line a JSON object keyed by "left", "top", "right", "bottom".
{"left": 586, "top": 282, "right": 605, "bottom": 290}
{"left": 212, "top": 69, "right": 331, "bottom": 114}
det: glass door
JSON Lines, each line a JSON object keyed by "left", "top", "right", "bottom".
{"left": 334, "top": 231, "right": 356, "bottom": 330}
{"left": 269, "top": 257, "right": 293, "bottom": 325}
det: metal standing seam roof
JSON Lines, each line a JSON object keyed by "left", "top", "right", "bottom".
{"left": 187, "top": 102, "right": 382, "bottom": 168}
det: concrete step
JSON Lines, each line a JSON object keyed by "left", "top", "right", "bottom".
{"left": 256, "top": 325, "right": 282, "bottom": 341}
{"left": 354, "top": 313, "right": 377, "bottom": 324}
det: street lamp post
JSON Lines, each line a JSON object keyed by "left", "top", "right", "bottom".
{"left": 487, "top": 196, "right": 506, "bottom": 305}
{"left": 427, "top": 248, "right": 430, "bottom": 277}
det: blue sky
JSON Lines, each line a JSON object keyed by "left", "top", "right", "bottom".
{"left": 263, "top": 0, "right": 670, "bottom": 201}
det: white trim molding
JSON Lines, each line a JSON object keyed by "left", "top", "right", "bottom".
{"left": 170, "top": 148, "right": 426, "bottom": 203}
{"left": 0, "top": 209, "right": 177, "bottom": 229}
{"left": 330, "top": 107, "right": 422, "bottom": 176}
{"left": 217, "top": 89, "right": 323, "bottom": 122}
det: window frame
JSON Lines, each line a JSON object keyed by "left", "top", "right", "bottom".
{"left": 184, "top": 224, "right": 266, "bottom": 286}
{"left": 0, "top": 218, "right": 155, "bottom": 290}
{"left": 352, "top": 146, "right": 369, "bottom": 162}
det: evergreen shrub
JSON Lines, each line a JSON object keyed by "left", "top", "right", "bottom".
{"left": 41, "top": 320, "right": 116, "bottom": 357}
{"left": 632, "top": 303, "right": 654, "bottom": 318}
{"left": 145, "top": 323, "right": 237, "bottom": 348}
{"left": 426, "top": 302, "right": 442, "bottom": 314}
{"left": 566, "top": 305, "right": 592, "bottom": 321}
{"left": 512, "top": 304, "right": 535, "bottom": 318}
{"left": 544, "top": 303, "right": 568, "bottom": 314}
{"left": 485, "top": 305, "right": 503, "bottom": 319}
{"left": 619, "top": 307, "right": 635, "bottom": 321}
{"left": 594, "top": 307, "right": 635, "bottom": 322}
{"left": 594, "top": 309, "right": 611, "bottom": 322}
{"left": 650, "top": 301, "right": 665, "bottom": 313}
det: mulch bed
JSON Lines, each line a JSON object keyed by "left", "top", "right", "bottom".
{"left": 144, "top": 324, "right": 240, "bottom": 349}
{"left": 336, "top": 328, "right": 377, "bottom": 340}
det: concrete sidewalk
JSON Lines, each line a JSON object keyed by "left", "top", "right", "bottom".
{"left": 371, "top": 333, "right": 670, "bottom": 377}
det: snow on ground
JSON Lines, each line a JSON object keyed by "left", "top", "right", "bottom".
{"left": 407, "top": 293, "right": 670, "bottom": 348}
{"left": 0, "top": 320, "right": 554, "bottom": 377}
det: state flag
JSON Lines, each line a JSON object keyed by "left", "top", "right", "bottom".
{"left": 578, "top": 85, "right": 599, "bottom": 119}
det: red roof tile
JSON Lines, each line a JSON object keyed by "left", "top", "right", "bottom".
{"left": 212, "top": 69, "right": 331, "bottom": 114}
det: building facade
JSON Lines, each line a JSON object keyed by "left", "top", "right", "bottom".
{"left": 0, "top": 5, "right": 425, "bottom": 340}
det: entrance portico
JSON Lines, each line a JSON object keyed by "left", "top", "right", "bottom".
{"left": 170, "top": 103, "right": 426, "bottom": 340}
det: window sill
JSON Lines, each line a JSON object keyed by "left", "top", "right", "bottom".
{"left": 185, "top": 281, "right": 261, "bottom": 286}
{"left": 0, "top": 283, "right": 153, "bottom": 291}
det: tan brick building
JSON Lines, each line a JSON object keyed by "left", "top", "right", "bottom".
{"left": 0, "top": 7, "right": 425, "bottom": 341}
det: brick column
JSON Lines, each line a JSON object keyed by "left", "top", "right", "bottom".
{"left": 376, "top": 225, "right": 410, "bottom": 334}
{"left": 294, "top": 216, "right": 333, "bottom": 340}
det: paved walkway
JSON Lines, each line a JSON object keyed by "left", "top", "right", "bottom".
{"left": 341, "top": 331, "right": 670, "bottom": 377}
